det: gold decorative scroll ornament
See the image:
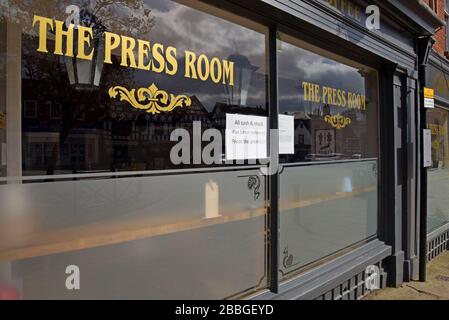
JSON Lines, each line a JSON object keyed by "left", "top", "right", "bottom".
{"left": 432, "top": 139, "right": 441, "bottom": 150}
{"left": 324, "top": 113, "right": 352, "bottom": 130}
{"left": 109, "top": 83, "right": 192, "bottom": 115}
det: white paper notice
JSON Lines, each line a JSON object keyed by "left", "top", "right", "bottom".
{"left": 279, "top": 114, "right": 294, "bottom": 154}
{"left": 424, "top": 98, "right": 435, "bottom": 109}
{"left": 423, "top": 129, "right": 432, "bottom": 168}
{"left": 226, "top": 113, "right": 268, "bottom": 160}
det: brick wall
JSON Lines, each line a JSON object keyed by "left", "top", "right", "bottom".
{"left": 426, "top": 0, "right": 446, "bottom": 56}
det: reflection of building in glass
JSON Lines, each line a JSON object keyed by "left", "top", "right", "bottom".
{"left": 282, "top": 105, "right": 369, "bottom": 162}
{"left": 21, "top": 85, "right": 219, "bottom": 174}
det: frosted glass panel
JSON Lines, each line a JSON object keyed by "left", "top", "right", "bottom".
{"left": 280, "top": 160, "right": 378, "bottom": 277}
{"left": 0, "top": 169, "right": 267, "bottom": 299}
{"left": 428, "top": 168, "right": 449, "bottom": 232}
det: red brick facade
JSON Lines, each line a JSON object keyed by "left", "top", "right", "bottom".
{"left": 426, "top": 0, "right": 447, "bottom": 56}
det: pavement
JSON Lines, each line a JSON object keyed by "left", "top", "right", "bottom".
{"left": 365, "top": 251, "right": 449, "bottom": 300}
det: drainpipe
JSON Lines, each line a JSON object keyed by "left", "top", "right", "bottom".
{"left": 417, "top": 36, "right": 434, "bottom": 282}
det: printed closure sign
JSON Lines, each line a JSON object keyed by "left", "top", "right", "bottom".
{"left": 279, "top": 114, "right": 294, "bottom": 154}
{"left": 424, "top": 88, "right": 435, "bottom": 109}
{"left": 226, "top": 114, "right": 268, "bottom": 161}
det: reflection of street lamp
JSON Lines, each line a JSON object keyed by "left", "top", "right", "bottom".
{"left": 224, "top": 53, "right": 258, "bottom": 106}
{"left": 65, "top": 9, "right": 105, "bottom": 89}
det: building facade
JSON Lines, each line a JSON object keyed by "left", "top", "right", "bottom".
{"left": 0, "top": 0, "right": 445, "bottom": 300}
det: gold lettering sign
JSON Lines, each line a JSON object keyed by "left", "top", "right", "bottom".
{"left": 302, "top": 81, "right": 366, "bottom": 110}
{"left": 32, "top": 15, "right": 235, "bottom": 86}
{"left": 109, "top": 83, "right": 192, "bottom": 115}
{"left": 428, "top": 123, "right": 447, "bottom": 136}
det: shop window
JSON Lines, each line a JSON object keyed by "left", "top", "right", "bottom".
{"left": 430, "top": 0, "right": 439, "bottom": 14}
{"left": 10, "top": 2, "right": 267, "bottom": 176}
{"left": 48, "top": 101, "right": 62, "bottom": 120}
{"left": 426, "top": 108, "right": 449, "bottom": 232}
{"left": 75, "top": 104, "right": 85, "bottom": 121}
{"left": 0, "top": 0, "right": 268, "bottom": 299}
{"left": 278, "top": 35, "right": 378, "bottom": 164}
{"left": 24, "top": 100, "right": 37, "bottom": 118}
{"left": 277, "top": 33, "right": 379, "bottom": 277}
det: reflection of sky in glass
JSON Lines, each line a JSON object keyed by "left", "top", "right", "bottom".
{"left": 131, "top": 0, "right": 268, "bottom": 112}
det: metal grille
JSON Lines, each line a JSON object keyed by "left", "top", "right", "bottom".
{"left": 314, "top": 262, "right": 386, "bottom": 300}
{"left": 427, "top": 230, "right": 449, "bottom": 261}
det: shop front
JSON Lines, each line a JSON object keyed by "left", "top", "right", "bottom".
{"left": 425, "top": 52, "right": 449, "bottom": 260}
{"left": 0, "top": 0, "right": 442, "bottom": 299}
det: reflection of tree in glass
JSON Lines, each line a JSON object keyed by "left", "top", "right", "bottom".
{"left": 1, "top": 0, "right": 154, "bottom": 38}
{"left": 22, "top": 31, "right": 138, "bottom": 175}
{"left": 9, "top": 1, "right": 157, "bottom": 176}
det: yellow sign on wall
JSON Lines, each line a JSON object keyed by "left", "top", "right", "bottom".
{"left": 424, "top": 87, "right": 435, "bottom": 99}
